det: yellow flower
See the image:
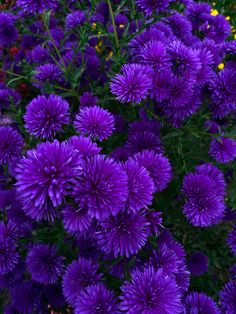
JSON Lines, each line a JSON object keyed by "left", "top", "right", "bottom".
{"left": 218, "top": 63, "right": 225, "bottom": 70}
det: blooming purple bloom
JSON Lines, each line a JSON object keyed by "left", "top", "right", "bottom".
{"left": 0, "top": 237, "right": 19, "bottom": 275}
{"left": 62, "top": 204, "right": 91, "bottom": 235}
{"left": 120, "top": 267, "right": 182, "bottom": 313}
{"left": 73, "top": 155, "right": 128, "bottom": 220}
{"left": 227, "top": 225, "right": 236, "bottom": 256}
{"left": 110, "top": 64, "right": 152, "bottom": 103}
{"left": 220, "top": 280, "right": 236, "bottom": 313}
{"left": 139, "top": 40, "right": 170, "bottom": 69}
{"left": 184, "top": 292, "right": 219, "bottom": 313}
{"left": 133, "top": 150, "right": 172, "bottom": 192}
{"left": 33, "top": 63, "right": 63, "bottom": 89}
{"left": 124, "top": 159, "right": 154, "bottom": 212}
{"left": 24, "top": 95, "right": 70, "bottom": 139}
{"left": 136, "top": 0, "right": 171, "bottom": 16}
{"left": 29, "top": 45, "right": 50, "bottom": 64}
{"left": 188, "top": 251, "right": 208, "bottom": 276}
{"left": 209, "top": 137, "right": 236, "bottom": 164}
{"left": 65, "top": 10, "right": 85, "bottom": 30}
{"left": 15, "top": 140, "right": 82, "bottom": 221}
{"left": 75, "top": 284, "right": 120, "bottom": 314}
{"left": 0, "top": 126, "right": 23, "bottom": 164}
{"left": 62, "top": 258, "right": 102, "bottom": 306}
{"left": 16, "top": 0, "right": 58, "bottom": 13}
{"left": 26, "top": 244, "right": 64, "bottom": 285}
{"left": 68, "top": 135, "right": 101, "bottom": 158}
{"left": 74, "top": 106, "right": 115, "bottom": 141}
{"left": 97, "top": 211, "right": 148, "bottom": 257}
{"left": 0, "top": 13, "right": 17, "bottom": 47}
{"left": 182, "top": 166, "right": 225, "bottom": 227}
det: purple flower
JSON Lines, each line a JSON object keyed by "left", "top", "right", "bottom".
{"left": 74, "top": 106, "right": 115, "bottom": 141}
{"left": 0, "top": 13, "right": 17, "bottom": 47}
{"left": 29, "top": 45, "right": 50, "bottom": 64}
{"left": 220, "top": 280, "right": 236, "bottom": 313}
{"left": 209, "top": 137, "right": 236, "bottom": 164}
{"left": 33, "top": 63, "right": 63, "bottom": 89}
{"left": 110, "top": 64, "right": 152, "bottom": 103}
{"left": 209, "top": 69, "right": 236, "bottom": 118}
{"left": 125, "top": 131, "right": 163, "bottom": 156}
{"left": 15, "top": 141, "right": 82, "bottom": 221}
{"left": 136, "top": 0, "right": 171, "bottom": 16}
{"left": 97, "top": 211, "right": 148, "bottom": 258}
{"left": 65, "top": 10, "right": 85, "bottom": 30}
{"left": 73, "top": 155, "right": 128, "bottom": 220}
{"left": 0, "top": 237, "right": 19, "bottom": 275}
{"left": 26, "top": 244, "right": 64, "bottom": 285}
{"left": 79, "top": 92, "right": 98, "bottom": 107}
{"left": 75, "top": 284, "right": 120, "bottom": 314}
{"left": 68, "top": 135, "right": 101, "bottom": 158}
{"left": 184, "top": 292, "right": 219, "bottom": 313}
{"left": 0, "top": 126, "right": 23, "bottom": 164}
{"left": 0, "top": 87, "right": 20, "bottom": 109}
{"left": 188, "top": 251, "right": 208, "bottom": 276}
{"left": 24, "top": 95, "right": 70, "bottom": 139}
{"left": 10, "top": 280, "right": 41, "bottom": 314}
{"left": 204, "top": 120, "right": 220, "bottom": 134}
{"left": 120, "top": 267, "right": 182, "bottom": 313}
{"left": 62, "top": 204, "right": 91, "bottom": 235}
{"left": 139, "top": 40, "right": 170, "bottom": 69}
{"left": 16, "top": 0, "right": 58, "bottom": 13}
{"left": 133, "top": 150, "right": 172, "bottom": 192}
{"left": 124, "top": 159, "right": 154, "bottom": 212}
{"left": 227, "top": 225, "right": 236, "bottom": 255}
{"left": 182, "top": 166, "right": 226, "bottom": 226}
{"left": 62, "top": 258, "right": 102, "bottom": 306}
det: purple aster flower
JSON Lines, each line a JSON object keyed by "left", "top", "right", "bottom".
{"left": 188, "top": 251, "right": 208, "bottom": 276}
{"left": 136, "top": 0, "right": 171, "bottom": 16}
{"left": 185, "top": 2, "right": 211, "bottom": 30}
{"left": 0, "top": 237, "right": 19, "bottom": 275}
{"left": 74, "top": 106, "right": 115, "bottom": 141}
{"left": 16, "top": 0, "right": 58, "bottom": 13}
{"left": 125, "top": 131, "right": 163, "bottom": 156}
{"left": 168, "top": 40, "right": 201, "bottom": 75}
{"left": 15, "top": 141, "right": 82, "bottom": 221}
{"left": 26, "top": 244, "right": 64, "bottom": 285}
{"left": 151, "top": 69, "right": 173, "bottom": 102}
{"left": 184, "top": 292, "right": 219, "bottom": 313}
{"left": 0, "top": 87, "right": 20, "bottom": 109}
{"left": 209, "top": 137, "right": 236, "bottom": 164}
{"left": 97, "top": 211, "right": 148, "bottom": 258}
{"left": 62, "top": 204, "right": 91, "bottom": 235}
{"left": 33, "top": 63, "right": 63, "bottom": 90}
{"left": 29, "top": 45, "right": 50, "bottom": 64}
{"left": 24, "top": 95, "right": 70, "bottom": 139}
{"left": 10, "top": 280, "right": 41, "bottom": 314}
{"left": 133, "top": 150, "right": 172, "bottom": 192}
{"left": 65, "top": 10, "right": 85, "bottom": 30}
{"left": 227, "top": 225, "right": 236, "bottom": 255}
{"left": 174, "top": 260, "right": 190, "bottom": 293}
{"left": 73, "top": 155, "right": 128, "bottom": 220}
{"left": 0, "top": 126, "right": 23, "bottom": 165}
{"left": 120, "top": 267, "right": 182, "bottom": 313}
{"left": 139, "top": 40, "right": 170, "bottom": 69}
{"left": 68, "top": 135, "right": 101, "bottom": 159}
{"left": 182, "top": 171, "right": 225, "bottom": 227}
{"left": 220, "top": 280, "right": 236, "bottom": 313}
{"left": 124, "top": 159, "right": 154, "bottom": 212}
{"left": 209, "top": 69, "right": 236, "bottom": 118}
{"left": 62, "top": 258, "right": 102, "bottom": 307}
{"left": 110, "top": 64, "right": 152, "bottom": 104}
{"left": 0, "top": 13, "right": 17, "bottom": 47}
{"left": 145, "top": 210, "right": 163, "bottom": 236}
{"left": 165, "top": 13, "right": 192, "bottom": 43}
{"left": 75, "top": 284, "right": 120, "bottom": 314}
{"left": 195, "top": 163, "right": 226, "bottom": 197}
{"left": 150, "top": 243, "right": 181, "bottom": 275}
{"left": 79, "top": 92, "right": 98, "bottom": 107}
{"left": 128, "top": 118, "right": 160, "bottom": 136}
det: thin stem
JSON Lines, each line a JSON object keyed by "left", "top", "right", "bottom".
{"left": 107, "top": 0, "right": 119, "bottom": 49}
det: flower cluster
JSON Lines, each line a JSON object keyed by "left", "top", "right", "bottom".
{"left": 0, "top": 0, "right": 236, "bottom": 313}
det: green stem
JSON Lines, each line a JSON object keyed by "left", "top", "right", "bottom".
{"left": 107, "top": 0, "right": 119, "bottom": 49}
